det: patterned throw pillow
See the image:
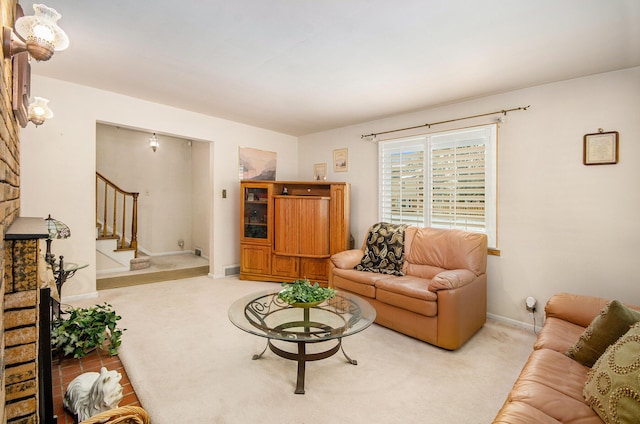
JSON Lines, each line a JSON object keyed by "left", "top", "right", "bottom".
{"left": 583, "top": 322, "right": 640, "bottom": 423}
{"left": 355, "top": 222, "right": 408, "bottom": 276}
{"left": 566, "top": 300, "right": 640, "bottom": 367}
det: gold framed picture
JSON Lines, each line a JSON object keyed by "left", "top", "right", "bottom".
{"left": 313, "top": 163, "right": 327, "bottom": 180}
{"left": 583, "top": 131, "right": 619, "bottom": 165}
{"left": 333, "top": 148, "right": 348, "bottom": 172}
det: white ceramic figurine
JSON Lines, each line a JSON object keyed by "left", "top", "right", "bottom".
{"left": 63, "top": 366, "right": 123, "bottom": 421}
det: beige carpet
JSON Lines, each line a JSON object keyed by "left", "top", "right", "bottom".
{"left": 71, "top": 276, "right": 535, "bottom": 424}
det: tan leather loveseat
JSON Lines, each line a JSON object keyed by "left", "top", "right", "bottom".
{"left": 493, "top": 293, "right": 640, "bottom": 423}
{"left": 329, "top": 225, "right": 487, "bottom": 350}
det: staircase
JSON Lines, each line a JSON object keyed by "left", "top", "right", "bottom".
{"left": 96, "top": 172, "right": 145, "bottom": 272}
{"left": 95, "top": 172, "right": 208, "bottom": 286}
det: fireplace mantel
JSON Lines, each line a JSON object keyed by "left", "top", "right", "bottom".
{"left": 4, "top": 217, "right": 48, "bottom": 240}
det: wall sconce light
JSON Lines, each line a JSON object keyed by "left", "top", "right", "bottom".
{"left": 149, "top": 133, "right": 159, "bottom": 152}
{"left": 28, "top": 96, "right": 54, "bottom": 126}
{"left": 2, "top": 3, "right": 69, "bottom": 62}
{"left": 3, "top": 4, "right": 69, "bottom": 127}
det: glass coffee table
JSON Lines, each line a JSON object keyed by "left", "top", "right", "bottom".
{"left": 228, "top": 289, "right": 376, "bottom": 394}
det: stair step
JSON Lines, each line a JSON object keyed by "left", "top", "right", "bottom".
{"left": 130, "top": 257, "right": 151, "bottom": 271}
{"left": 116, "top": 247, "right": 136, "bottom": 252}
{"left": 96, "top": 238, "right": 136, "bottom": 268}
{"left": 97, "top": 265, "right": 209, "bottom": 290}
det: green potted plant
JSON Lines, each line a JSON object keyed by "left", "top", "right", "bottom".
{"left": 278, "top": 278, "right": 336, "bottom": 307}
{"left": 51, "top": 302, "right": 125, "bottom": 358}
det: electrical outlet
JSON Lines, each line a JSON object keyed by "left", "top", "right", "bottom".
{"left": 525, "top": 296, "right": 537, "bottom": 312}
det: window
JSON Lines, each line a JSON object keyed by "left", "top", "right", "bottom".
{"left": 379, "top": 124, "right": 497, "bottom": 247}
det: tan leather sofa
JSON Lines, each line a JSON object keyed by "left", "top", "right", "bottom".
{"left": 493, "top": 293, "right": 639, "bottom": 423}
{"left": 329, "top": 226, "right": 488, "bottom": 350}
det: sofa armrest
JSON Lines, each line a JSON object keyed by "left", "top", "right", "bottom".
{"left": 429, "top": 269, "right": 478, "bottom": 291}
{"left": 330, "top": 249, "right": 364, "bottom": 270}
{"left": 544, "top": 292, "right": 610, "bottom": 328}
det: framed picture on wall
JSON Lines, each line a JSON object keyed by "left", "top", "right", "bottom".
{"left": 313, "top": 163, "right": 327, "bottom": 180}
{"left": 583, "top": 130, "right": 619, "bottom": 165}
{"left": 238, "top": 147, "right": 277, "bottom": 180}
{"left": 333, "top": 148, "right": 348, "bottom": 172}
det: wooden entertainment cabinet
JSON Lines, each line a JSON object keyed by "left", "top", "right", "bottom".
{"left": 240, "top": 180, "right": 350, "bottom": 286}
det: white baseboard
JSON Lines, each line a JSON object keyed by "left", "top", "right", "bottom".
{"left": 487, "top": 312, "right": 542, "bottom": 334}
{"left": 138, "top": 248, "right": 208, "bottom": 259}
{"left": 62, "top": 291, "right": 99, "bottom": 303}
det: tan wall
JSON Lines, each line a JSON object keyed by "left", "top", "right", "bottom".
{"left": 1, "top": 1, "right": 28, "bottom": 422}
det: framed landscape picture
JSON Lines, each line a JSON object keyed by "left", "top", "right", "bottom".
{"left": 239, "top": 147, "right": 277, "bottom": 180}
{"left": 333, "top": 148, "right": 348, "bottom": 172}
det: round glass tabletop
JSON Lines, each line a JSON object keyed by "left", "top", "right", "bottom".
{"left": 228, "top": 288, "right": 376, "bottom": 343}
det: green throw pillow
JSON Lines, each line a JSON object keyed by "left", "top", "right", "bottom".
{"left": 566, "top": 300, "right": 640, "bottom": 367}
{"left": 583, "top": 322, "right": 640, "bottom": 423}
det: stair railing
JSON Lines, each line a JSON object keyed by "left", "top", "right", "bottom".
{"left": 96, "top": 172, "right": 139, "bottom": 251}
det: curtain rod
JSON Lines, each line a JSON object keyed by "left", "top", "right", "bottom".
{"left": 361, "top": 105, "right": 530, "bottom": 140}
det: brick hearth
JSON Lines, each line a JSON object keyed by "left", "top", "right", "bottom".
{"left": 53, "top": 347, "right": 141, "bottom": 424}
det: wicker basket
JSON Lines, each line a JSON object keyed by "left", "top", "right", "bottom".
{"left": 79, "top": 406, "right": 150, "bottom": 424}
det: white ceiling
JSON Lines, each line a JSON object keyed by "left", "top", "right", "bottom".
{"left": 21, "top": 0, "right": 640, "bottom": 136}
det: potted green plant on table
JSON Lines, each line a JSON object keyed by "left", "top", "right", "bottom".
{"left": 278, "top": 278, "right": 336, "bottom": 307}
{"left": 51, "top": 302, "right": 125, "bottom": 358}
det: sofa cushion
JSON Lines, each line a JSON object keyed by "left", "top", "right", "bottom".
{"left": 534, "top": 316, "right": 586, "bottom": 353}
{"left": 331, "top": 269, "right": 387, "bottom": 299}
{"left": 493, "top": 401, "right": 569, "bottom": 424}
{"left": 355, "top": 222, "right": 408, "bottom": 276}
{"left": 566, "top": 300, "right": 640, "bottom": 367}
{"left": 374, "top": 276, "right": 437, "bottom": 317}
{"left": 404, "top": 262, "right": 446, "bottom": 280}
{"left": 405, "top": 227, "right": 487, "bottom": 278}
{"left": 332, "top": 268, "right": 387, "bottom": 286}
{"left": 499, "top": 349, "right": 601, "bottom": 423}
{"left": 376, "top": 289, "right": 438, "bottom": 317}
{"left": 375, "top": 275, "right": 437, "bottom": 301}
{"left": 545, "top": 292, "right": 610, "bottom": 328}
{"left": 583, "top": 322, "right": 640, "bottom": 424}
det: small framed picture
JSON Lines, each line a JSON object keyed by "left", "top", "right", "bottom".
{"left": 333, "top": 148, "right": 348, "bottom": 172}
{"left": 583, "top": 131, "right": 619, "bottom": 165}
{"left": 313, "top": 163, "right": 327, "bottom": 181}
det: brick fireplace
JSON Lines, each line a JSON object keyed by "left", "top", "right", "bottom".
{"left": 3, "top": 220, "right": 51, "bottom": 423}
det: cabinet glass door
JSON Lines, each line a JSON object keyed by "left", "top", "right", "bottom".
{"left": 243, "top": 187, "right": 268, "bottom": 239}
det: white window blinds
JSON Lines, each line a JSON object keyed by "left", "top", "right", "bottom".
{"left": 379, "top": 124, "right": 497, "bottom": 247}
{"left": 379, "top": 137, "right": 426, "bottom": 226}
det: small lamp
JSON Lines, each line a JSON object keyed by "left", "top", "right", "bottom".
{"left": 3, "top": 3, "right": 69, "bottom": 61}
{"left": 44, "top": 214, "right": 70, "bottom": 266}
{"left": 149, "top": 133, "right": 159, "bottom": 152}
{"left": 28, "top": 96, "right": 54, "bottom": 126}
